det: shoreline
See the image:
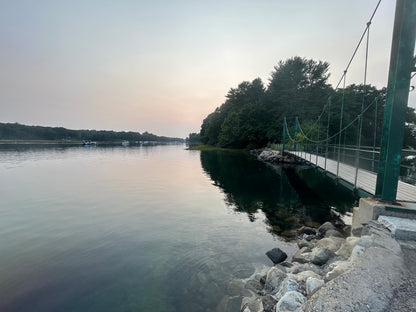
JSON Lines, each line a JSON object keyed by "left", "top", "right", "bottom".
{"left": 237, "top": 148, "right": 415, "bottom": 312}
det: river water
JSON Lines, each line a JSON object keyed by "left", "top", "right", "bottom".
{"left": 0, "top": 144, "right": 354, "bottom": 312}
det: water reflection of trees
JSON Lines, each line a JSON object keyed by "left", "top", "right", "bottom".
{"left": 200, "top": 150, "right": 355, "bottom": 237}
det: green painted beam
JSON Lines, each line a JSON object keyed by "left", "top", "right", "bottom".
{"left": 375, "top": 0, "right": 416, "bottom": 201}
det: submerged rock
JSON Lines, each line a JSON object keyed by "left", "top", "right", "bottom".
{"left": 265, "top": 248, "right": 287, "bottom": 264}
{"left": 241, "top": 297, "right": 264, "bottom": 312}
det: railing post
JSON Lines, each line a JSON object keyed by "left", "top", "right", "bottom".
{"left": 294, "top": 117, "right": 298, "bottom": 151}
{"left": 354, "top": 115, "right": 361, "bottom": 189}
{"left": 282, "top": 117, "right": 286, "bottom": 154}
{"left": 325, "top": 97, "right": 331, "bottom": 170}
{"left": 316, "top": 116, "right": 320, "bottom": 165}
{"left": 376, "top": 0, "right": 416, "bottom": 201}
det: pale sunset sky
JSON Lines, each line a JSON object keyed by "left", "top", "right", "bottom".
{"left": 1, "top": 0, "right": 413, "bottom": 138}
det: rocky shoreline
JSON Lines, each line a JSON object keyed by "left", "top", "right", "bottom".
{"left": 239, "top": 220, "right": 407, "bottom": 312}
{"left": 236, "top": 148, "right": 410, "bottom": 312}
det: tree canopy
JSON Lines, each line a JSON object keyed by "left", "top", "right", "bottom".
{"left": 197, "top": 56, "right": 416, "bottom": 149}
{"left": 0, "top": 123, "right": 184, "bottom": 143}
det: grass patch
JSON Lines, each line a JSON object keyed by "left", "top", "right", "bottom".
{"left": 186, "top": 145, "right": 247, "bottom": 152}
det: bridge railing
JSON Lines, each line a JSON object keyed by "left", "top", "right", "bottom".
{"left": 289, "top": 142, "right": 416, "bottom": 186}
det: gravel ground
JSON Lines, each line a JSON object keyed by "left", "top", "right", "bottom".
{"left": 387, "top": 241, "right": 416, "bottom": 312}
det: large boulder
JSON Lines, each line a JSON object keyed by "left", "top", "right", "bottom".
{"left": 315, "top": 237, "right": 345, "bottom": 253}
{"left": 275, "top": 291, "right": 306, "bottom": 311}
{"left": 294, "top": 270, "right": 322, "bottom": 284}
{"left": 264, "top": 267, "right": 287, "bottom": 293}
{"left": 266, "top": 248, "right": 288, "bottom": 265}
{"left": 335, "top": 236, "right": 360, "bottom": 259}
{"left": 325, "top": 229, "right": 344, "bottom": 238}
{"left": 274, "top": 277, "right": 299, "bottom": 301}
{"left": 292, "top": 247, "right": 312, "bottom": 264}
{"left": 310, "top": 247, "right": 335, "bottom": 265}
{"left": 317, "top": 222, "right": 336, "bottom": 236}
{"left": 297, "top": 239, "right": 314, "bottom": 249}
{"left": 258, "top": 149, "right": 282, "bottom": 163}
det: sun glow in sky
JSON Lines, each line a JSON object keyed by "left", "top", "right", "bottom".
{"left": 1, "top": 0, "right": 413, "bottom": 138}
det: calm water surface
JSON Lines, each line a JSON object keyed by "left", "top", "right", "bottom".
{"left": 0, "top": 145, "right": 353, "bottom": 312}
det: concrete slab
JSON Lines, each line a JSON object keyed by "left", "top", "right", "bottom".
{"left": 378, "top": 215, "right": 416, "bottom": 240}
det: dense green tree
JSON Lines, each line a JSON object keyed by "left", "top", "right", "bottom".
{"left": 198, "top": 56, "right": 416, "bottom": 150}
{"left": 0, "top": 122, "right": 184, "bottom": 143}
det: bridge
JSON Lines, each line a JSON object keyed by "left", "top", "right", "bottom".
{"left": 282, "top": 0, "right": 416, "bottom": 204}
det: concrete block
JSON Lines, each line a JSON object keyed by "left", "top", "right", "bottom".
{"left": 378, "top": 216, "right": 416, "bottom": 240}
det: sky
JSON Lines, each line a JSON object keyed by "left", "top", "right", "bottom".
{"left": 1, "top": 0, "right": 414, "bottom": 138}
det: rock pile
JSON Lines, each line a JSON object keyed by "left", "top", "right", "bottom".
{"left": 252, "top": 148, "right": 300, "bottom": 165}
{"left": 240, "top": 222, "right": 380, "bottom": 312}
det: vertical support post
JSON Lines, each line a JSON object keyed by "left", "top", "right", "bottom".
{"left": 343, "top": 128, "right": 347, "bottom": 162}
{"left": 325, "top": 97, "right": 331, "bottom": 170}
{"left": 354, "top": 115, "right": 362, "bottom": 188}
{"left": 376, "top": 0, "right": 416, "bottom": 201}
{"left": 293, "top": 117, "right": 298, "bottom": 151}
{"left": 282, "top": 117, "right": 286, "bottom": 154}
{"left": 371, "top": 97, "right": 378, "bottom": 172}
{"left": 316, "top": 116, "right": 320, "bottom": 165}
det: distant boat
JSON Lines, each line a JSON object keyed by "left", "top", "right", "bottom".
{"left": 82, "top": 140, "right": 96, "bottom": 146}
{"left": 121, "top": 140, "right": 129, "bottom": 146}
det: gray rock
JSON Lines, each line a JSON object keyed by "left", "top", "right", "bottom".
{"left": 266, "top": 248, "right": 288, "bottom": 264}
{"left": 315, "top": 237, "right": 345, "bottom": 252}
{"left": 304, "top": 234, "right": 318, "bottom": 241}
{"left": 325, "top": 260, "right": 351, "bottom": 282}
{"left": 288, "top": 263, "right": 323, "bottom": 275}
{"left": 258, "top": 149, "right": 282, "bottom": 164}
{"left": 292, "top": 247, "right": 312, "bottom": 264}
{"left": 297, "top": 239, "right": 314, "bottom": 249}
{"left": 311, "top": 247, "right": 334, "bottom": 265}
{"left": 325, "top": 229, "right": 344, "bottom": 238}
{"left": 318, "top": 222, "right": 336, "bottom": 236}
{"left": 275, "top": 291, "right": 306, "bottom": 311}
{"left": 350, "top": 245, "right": 366, "bottom": 262}
{"left": 356, "top": 235, "right": 373, "bottom": 248}
{"left": 265, "top": 267, "right": 287, "bottom": 293}
{"left": 305, "top": 277, "right": 325, "bottom": 296}
{"left": 279, "top": 261, "right": 294, "bottom": 268}
{"left": 262, "top": 295, "right": 277, "bottom": 312}
{"left": 298, "top": 226, "right": 317, "bottom": 235}
{"left": 274, "top": 277, "right": 299, "bottom": 301}
{"left": 335, "top": 236, "right": 360, "bottom": 259}
{"left": 245, "top": 280, "right": 264, "bottom": 293}
{"left": 294, "top": 270, "right": 321, "bottom": 284}
{"left": 241, "top": 296, "right": 264, "bottom": 312}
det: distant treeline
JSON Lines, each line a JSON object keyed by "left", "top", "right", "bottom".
{"left": 0, "top": 122, "right": 184, "bottom": 143}
{"left": 194, "top": 56, "right": 416, "bottom": 149}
